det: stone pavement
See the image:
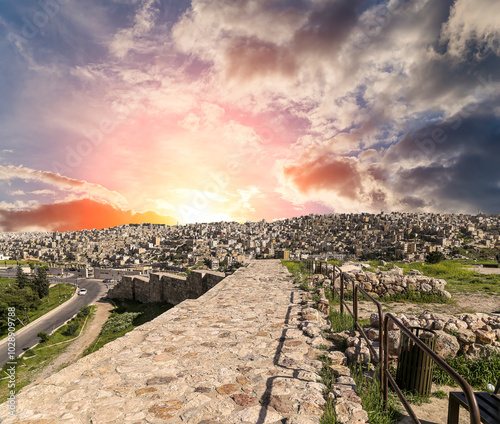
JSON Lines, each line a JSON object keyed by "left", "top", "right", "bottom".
{"left": 1, "top": 261, "right": 327, "bottom": 424}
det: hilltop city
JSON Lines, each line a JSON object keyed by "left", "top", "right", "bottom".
{"left": 1, "top": 212, "right": 499, "bottom": 275}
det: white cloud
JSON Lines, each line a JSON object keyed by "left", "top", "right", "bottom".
{"left": 110, "top": 0, "right": 160, "bottom": 58}
{"left": 440, "top": 0, "right": 500, "bottom": 58}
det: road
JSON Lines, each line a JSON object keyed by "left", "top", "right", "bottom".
{"left": 0, "top": 278, "right": 108, "bottom": 368}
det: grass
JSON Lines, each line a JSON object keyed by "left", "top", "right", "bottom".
{"left": 0, "top": 283, "right": 75, "bottom": 339}
{"left": 299, "top": 281, "right": 310, "bottom": 292}
{"left": 402, "top": 390, "right": 431, "bottom": 406}
{"left": 378, "top": 260, "right": 500, "bottom": 295}
{"left": 0, "top": 305, "right": 95, "bottom": 403}
{"left": 0, "top": 276, "right": 15, "bottom": 289}
{"left": 329, "top": 308, "right": 355, "bottom": 333}
{"left": 379, "top": 290, "right": 452, "bottom": 304}
{"left": 281, "top": 260, "right": 309, "bottom": 283}
{"left": 431, "top": 390, "right": 447, "bottom": 399}
{"left": 351, "top": 364, "right": 402, "bottom": 424}
{"left": 317, "top": 354, "right": 337, "bottom": 424}
{"left": 84, "top": 299, "right": 173, "bottom": 355}
{"left": 433, "top": 351, "right": 500, "bottom": 391}
{"left": 26, "top": 284, "right": 75, "bottom": 323}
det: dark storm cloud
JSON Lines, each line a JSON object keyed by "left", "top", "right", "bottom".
{"left": 391, "top": 100, "right": 500, "bottom": 213}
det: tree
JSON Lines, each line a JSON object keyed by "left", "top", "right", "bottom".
{"left": 16, "top": 265, "right": 29, "bottom": 289}
{"left": 0, "top": 286, "right": 41, "bottom": 332}
{"left": 33, "top": 266, "right": 50, "bottom": 299}
{"left": 425, "top": 251, "right": 445, "bottom": 264}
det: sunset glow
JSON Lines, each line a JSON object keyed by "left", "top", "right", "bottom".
{"left": 1, "top": 0, "right": 500, "bottom": 231}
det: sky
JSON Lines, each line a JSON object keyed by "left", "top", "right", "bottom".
{"left": 0, "top": 0, "right": 499, "bottom": 232}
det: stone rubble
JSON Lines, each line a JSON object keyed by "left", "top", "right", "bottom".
{"left": 298, "top": 288, "right": 369, "bottom": 424}
{"left": 344, "top": 267, "right": 452, "bottom": 300}
{"left": 1, "top": 260, "right": 336, "bottom": 424}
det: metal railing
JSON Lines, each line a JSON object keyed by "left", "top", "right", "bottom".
{"left": 383, "top": 313, "right": 481, "bottom": 424}
{"left": 306, "top": 260, "right": 384, "bottom": 382}
{"left": 303, "top": 260, "right": 481, "bottom": 424}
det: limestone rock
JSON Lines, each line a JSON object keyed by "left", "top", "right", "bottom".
{"left": 434, "top": 330, "right": 460, "bottom": 359}
{"left": 475, "top": 329, "right": 496, "bottom": 344}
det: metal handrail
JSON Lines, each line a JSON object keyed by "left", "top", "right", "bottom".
{"left": 304, "top": 260, "right": 480, "bottom": 423}
{"left": 307, "top": 260, "right": 385, "bottom": 381}
{"left": 383, "top": 313, "right": 481, "bottom": 424}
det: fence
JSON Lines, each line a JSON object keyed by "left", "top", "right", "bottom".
{"left": 303, "top": 260, "right": 481, "bottom": 424}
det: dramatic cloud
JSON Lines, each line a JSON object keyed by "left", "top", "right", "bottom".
{"left": 0, "top": 0, "right": 499, "bottom": 231}
{"left": 0, "top": 164, "right": 128, "bottom": 208}
{"left": 0, "top": 198, "right": 176, "bottom": 232}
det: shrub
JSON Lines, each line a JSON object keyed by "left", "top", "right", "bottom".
{"left": 63, "top": 319, "right": 79, "bottom": 336}
{"left": 101, "top": 312, "right": 142, "bottom": 334}
{"left": 37, "top": 332, "right": 49, "bottom": 342}
{"left": 77, "top": 305, "right": 91, "bottom": 319}
{"left": 425, "top": 251, "right": 445, "bottom": 264}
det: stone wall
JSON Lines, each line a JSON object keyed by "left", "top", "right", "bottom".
{"left": 108, "top": 269, "right": 226, "bottom": 304}
{"left": 313, "top": 268, "right": 452, "bottom": 299}
{"left": 94, "top": 268, "right": 142, "bottom": 281}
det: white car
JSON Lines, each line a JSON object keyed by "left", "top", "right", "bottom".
{"left": 78, "top": 288, "right": 87, "bottom": 295}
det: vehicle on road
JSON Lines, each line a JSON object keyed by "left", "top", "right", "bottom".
{"left": 78, "top": 288, "right": 87, "bottom": 295}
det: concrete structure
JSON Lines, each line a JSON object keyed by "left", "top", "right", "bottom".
{"left": 108, "top": 269, "right": 225, "bottom": 304}
{"left": 94, "top": 268, "right": 142, "bottom": 281}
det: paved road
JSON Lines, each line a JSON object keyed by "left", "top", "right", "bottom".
{"left": 0, "top": 278, "right": 108, "bottom": 368}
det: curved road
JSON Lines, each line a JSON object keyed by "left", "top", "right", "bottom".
{"left": 0, "top": 278, "right": 108, "bottom": 368}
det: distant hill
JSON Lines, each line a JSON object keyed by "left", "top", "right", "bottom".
{"left": 0, "top": 198, "right": 177, "bottom": 232}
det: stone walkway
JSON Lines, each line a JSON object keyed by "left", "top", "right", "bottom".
{"left": 1, "top": 261, "right": 326, "bottom": 424}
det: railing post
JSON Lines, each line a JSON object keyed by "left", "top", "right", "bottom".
{"left": 383, "top": 317, "right": 389, "bottom": 411}
{"left": 332, "top": 266, "right": 336, "bottom": 300}
{"left": 340, "top": 272, "right": 344, "bottom": 314}
{"left": 354, "top": 284, "right": 358, "bottom": 324}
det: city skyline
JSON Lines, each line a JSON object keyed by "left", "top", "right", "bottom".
{"left": 1, "top": 0, "right": 500, "bottom": 232}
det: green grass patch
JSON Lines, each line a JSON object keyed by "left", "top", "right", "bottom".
{"left": 0, "top": 276, "right": 15, "bottom": 289}
{"left": 84, "top": 300, "right": 173, "bottom": 355}
{"left": 329, "top": 309, "right": 355, "bottom": 333}
{"left": 0, "top": 305, "right": 95, "bottom": 403}
{"left": 351, "top": 364, "right": 402, "bottom": 424}
{"left": 380, "top": 290, "right": 452, "bottom": 304}
{"left": 281, "top": 260, "right": 309, "bottom": 283}
{"left": 317, "top": 354, "right": 337, "bottom": 424}
{"left": 299, "top": 281, "right": 310, "bottom": 292}
{"left": 402, "top": 390, "right": 431, "bottom": 406}
{"left": 377, "top": 260, "right": 500, "bottom": 295}
{"left": 433, "top": 351, "right": 500, "bottom": 391}
{"left": 431, "top": 390, "right": 447, "bottom": 399}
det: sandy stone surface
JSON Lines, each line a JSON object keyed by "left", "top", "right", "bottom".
{"left": 0, "top": 261, "right": 325, "bottom": 424}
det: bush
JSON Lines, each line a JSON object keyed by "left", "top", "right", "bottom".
{"left": 63, "top": 319, "right": 80, "bottom": 336}
{"left": 101, "top": 312, "right": 142, "bottom": 334}
{"left": 425, "top": 251, "right": 445, "bottom": 264}
{"left": 37, "top": 332, "right": 49, "bottom": 342}
{"left": 77, "top": 305, "right": 91, "bottom": 319}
